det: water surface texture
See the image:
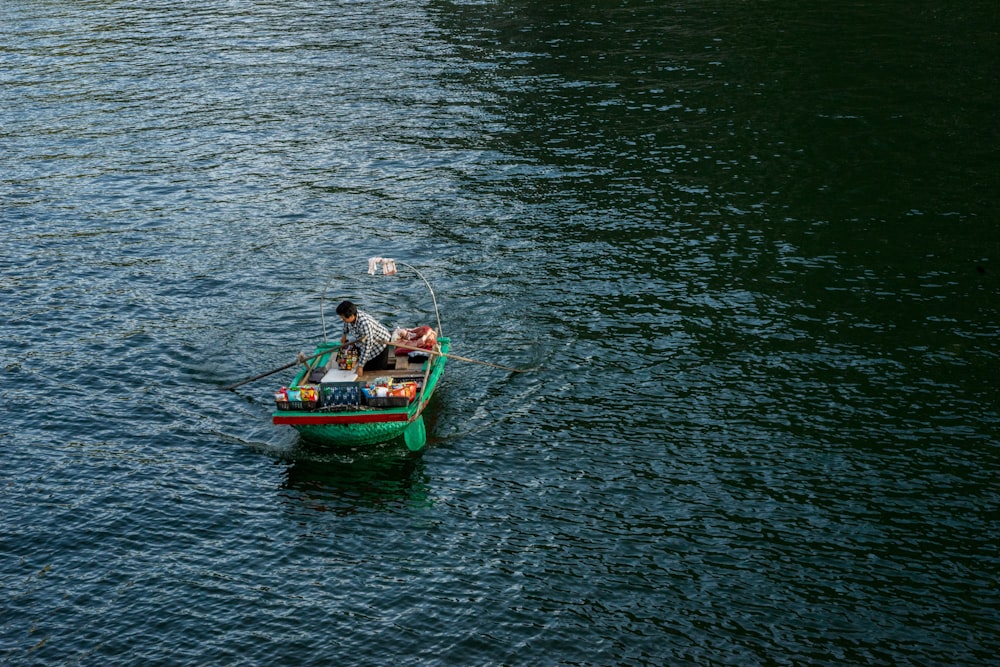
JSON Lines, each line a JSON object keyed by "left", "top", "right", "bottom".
{"left": 2, "top": 1, "right": 998, "bottom": 665}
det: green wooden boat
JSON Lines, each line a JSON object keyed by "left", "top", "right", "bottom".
{"left": 271, "top": 336, "right": 449, "bottom": 451}
{"left": 271, "top": 257, "right": 448, "bottom": 451}
{"left": 228, "top": 258, "right": 520, "bottom": 444}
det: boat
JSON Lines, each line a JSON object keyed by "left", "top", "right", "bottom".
{"left": 271, "top": 336, "right": 449, "bottom": 451}
{"left": 270, "top": 257, "right": 448, "bottom": 452}
{"left": 222, "top": 258, "right": 525, "bottom": 448}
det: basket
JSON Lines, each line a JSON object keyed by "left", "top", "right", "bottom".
{"left": 275, "top": 385, "right": 321, "bottom": 411}
{"left": 362, "top": 381, "right": 416, "bottom": 408}
{"left": 321, "top": 382, "right": 362, "bottom": 408}
{"left": 275, "top": 399, "right": 319, "bottom": 411}
{"left": 365, "top": 396, "right": 411, "bottom": 408}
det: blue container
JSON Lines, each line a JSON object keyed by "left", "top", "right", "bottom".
{"left": 320, "top": 382, "right": 361, "bottom": 407}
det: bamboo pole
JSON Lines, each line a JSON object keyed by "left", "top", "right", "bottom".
{"left": 380, "top": 339, "right": 531, "bottom": 373}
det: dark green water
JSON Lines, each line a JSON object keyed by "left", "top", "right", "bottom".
{"left": 2, "top": 1, "right": 997, "bottom": 665}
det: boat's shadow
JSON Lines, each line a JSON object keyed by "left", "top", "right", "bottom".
{"left": 278, "top": 442, "right": 432, "bottom": 514}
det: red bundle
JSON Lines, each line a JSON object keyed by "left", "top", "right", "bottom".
{"left": 391, "top": 326, "right": 437, "bottom": 355}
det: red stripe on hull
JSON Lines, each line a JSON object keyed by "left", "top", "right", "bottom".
{"left": 273, "top": 411, "right": 410, "bottom": 426}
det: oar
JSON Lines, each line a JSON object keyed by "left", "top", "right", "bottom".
{"left": 223, "top": 338, "right": 529, "bottom": 392}
{"left": 220, "top": 350, "right": 327, "bottom": 391}
{"left": 380, "top": 339, "right": 531, "bottom": 373}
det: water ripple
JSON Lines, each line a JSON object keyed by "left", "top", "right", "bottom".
{"left": 2, "top": 0, "right": 998, "bottom": 665}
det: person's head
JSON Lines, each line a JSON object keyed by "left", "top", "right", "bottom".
{"left": 336, "top": 300, "right": 358, "bottom": 322}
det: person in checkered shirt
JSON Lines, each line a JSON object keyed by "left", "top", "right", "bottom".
{"left": 336, "top": 300, "right": 390, "bottom": 379}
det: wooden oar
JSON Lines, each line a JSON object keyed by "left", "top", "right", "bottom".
{"left": 224, "top": 338, "right": 530, "bottom": 392}
{"left": 380, "top": 339, "right": 531, "bottom": 373}
{"left": 220, "top": 350, "right": 327, "bottom": 391}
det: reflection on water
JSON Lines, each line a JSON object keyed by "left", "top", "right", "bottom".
{"left": 279, "top": 443, "right": 431, "bottom": 515}
{"left": 2, "top": 0, "right": 997, "bottom": 664}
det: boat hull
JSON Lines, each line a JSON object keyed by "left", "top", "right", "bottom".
{"left": 279, "top": 416, "right": 414, "bottom": 448}
{"left": 272, "top": 337, "right": 448, "bottom": 450}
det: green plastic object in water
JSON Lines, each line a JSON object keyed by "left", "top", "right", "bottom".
{"left": 403, "top": 416, "right": 427, "bottom": 451}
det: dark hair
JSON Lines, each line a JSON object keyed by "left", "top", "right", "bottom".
{"left": 336, "top": 301, "right": 357, "bottom": 318}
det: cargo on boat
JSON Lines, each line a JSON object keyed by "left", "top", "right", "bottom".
{"left": 271, "top": 334, "right": 448, "bottom": 451}
{"left": 271, "top": 257, "right": 447, "bottom": 451}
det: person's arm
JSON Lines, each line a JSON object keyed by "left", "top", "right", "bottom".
{"left": 354, "top": 314, "right": 381, "bottom": 367}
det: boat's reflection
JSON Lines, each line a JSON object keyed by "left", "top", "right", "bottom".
{"left": 279, "top": 441, "right": 432, "bottom": 515}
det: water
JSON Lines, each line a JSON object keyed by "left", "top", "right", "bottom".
{"left": 2, "top": 1, "right": 998, "bottom": 664}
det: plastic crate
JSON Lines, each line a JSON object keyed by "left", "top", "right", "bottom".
{"left": 275, "top": 384, "right": 321, "bottom": 411}
{"left": 362, "top": 381, "right": 416, "bottom": 408}
{"left": 365, "top": 396, "right": 411, "bottom": 408}
{"left": 275, "top": 399, "right": 319, "bottom": 412}
{"left": 320, "top": 382, "right": 362, "bottom": 407}
{"left": 307, "top": 366, "right": 329, "bottom": 383}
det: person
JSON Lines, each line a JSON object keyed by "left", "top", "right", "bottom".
{"left": 336, "top": 300, "right": 390, "bottom": 379}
